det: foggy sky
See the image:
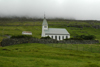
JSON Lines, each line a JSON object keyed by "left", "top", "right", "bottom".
{"left": 0, "top": 0, "right": 100, "bottom": 20}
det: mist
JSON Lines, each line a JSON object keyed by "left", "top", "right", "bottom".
{"left": 0, "top": 0, "right": 100, "bottom": 20}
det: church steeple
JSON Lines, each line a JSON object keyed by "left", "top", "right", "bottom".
{"left": 44, "top": 13, "right": 45, "bottom": 19}
{"left": 41, "top": 13, "right": 48, "bottom": 37}
{"left": 42, "top": 14, "right": 48, "bottom": 26}
{"left": 42, "top": 14, "right": 48, "bottom": 30}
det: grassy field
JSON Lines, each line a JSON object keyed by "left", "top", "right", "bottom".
{"left": 48, "top": 43, "right": 100, "bottom": 53}
{"left": 0, "top": 20, "right": 100, "bottom": 67}
{"left": 0, "top": 43, "right": 100, "bottom": 67}
{"left": 0, "top": 20, "right": 100, "bottom": 41}
{"left": 0, "top": 26, "right": 42, "bottom": 41}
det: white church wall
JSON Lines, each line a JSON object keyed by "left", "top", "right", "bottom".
{"left": 60, "top": 35, "right": 63, "bottom": 40}
{"left": 45, "top": 35, "right": 48, "bottom": 37}
{"left": 57, "top": 35, "right": 59, "bottom": 40}
{"left": 64, "top": 35, "right": 66, "bottom": 39}
{"left": 57, "top": 35, "right": 63, "bottom": 41}
{"left": 42, "top": 25, "right": 48, "bottom": 37}
{"left": 53, "top": 35, "right": 55, "bottom": 39}
{"left": 41, "top": 30, "right": 45, "bottom": 37}
{"left": 43, "top": 26, "right": 48, "bottom": 30}
{"left": 68, "top": 35, "right": 70, "bottom": 38}
{"left": 45, "top": 34, "right": 70, "bottom": 41}
{"left": 63, "top": 35, "right": 70, "bottom": 39}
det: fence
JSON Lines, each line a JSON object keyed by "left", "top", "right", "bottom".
{"left": 46, "top": 44, "right": 100, "bottom": 53}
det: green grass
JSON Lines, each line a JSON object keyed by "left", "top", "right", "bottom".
{"left": 48, "top": 43, "right": 100, "bottom": 53}
{"left": 0, "top": 20, "right": 100, "bottom": 67}
{"left": 0, "top": 21, "right": 100, "bottom": 42}
{"left": 0, "top": 43, "right": 100, "bottom": 67}
{"left": 0, "top": 25, "right": 42, "bottom": 41}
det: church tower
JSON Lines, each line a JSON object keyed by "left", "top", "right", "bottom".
{"left": 41, "top": 14, "right": 48, "bottom": 37}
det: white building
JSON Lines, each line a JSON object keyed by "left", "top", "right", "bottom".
{"left": 22, "top": 31, "right": 32, "bottom": 35}
{"left": 41, "top": 15, "right": 70, "bottom": 41}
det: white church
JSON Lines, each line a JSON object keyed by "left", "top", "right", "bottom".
{"left": 41, "top": 15, "right": 70, "bottom": 41}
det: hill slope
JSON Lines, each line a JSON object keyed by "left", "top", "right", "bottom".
{"left": 0, "top": 21, "right": 100, "bottom": 41}
{"left": 0, "top": 43, "right": 100, "bottom": 67}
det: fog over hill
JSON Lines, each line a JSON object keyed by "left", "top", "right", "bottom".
{"left": 0, "top": 0, "right": 100, "bottom": 20}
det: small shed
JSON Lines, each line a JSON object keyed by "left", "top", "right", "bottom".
{"left": 22, "top": 31, "right": 32, "bottom": 35}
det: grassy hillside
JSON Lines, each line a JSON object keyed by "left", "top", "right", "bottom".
{"left": 0, "top": 20, "right": 100, "bottom": 41}
{"left": 0, "top": 20, "right": 100, "bottom": 67}
{"left": 48, "top": 43, "right": 100, "bottom": 53}
{"left": 0, "top": 43, "right": 100, "bottom": 67}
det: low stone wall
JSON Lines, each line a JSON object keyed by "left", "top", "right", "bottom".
{"left": 1, "top": 38, "right": 99, "bottom": 47}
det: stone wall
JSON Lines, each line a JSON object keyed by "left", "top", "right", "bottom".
{"left": 1, "top": 38, "right": 99, "bottom": 47}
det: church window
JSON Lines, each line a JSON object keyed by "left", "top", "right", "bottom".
{"left": 51, "top": 36, "right": 53, "bottom": 39}
{"left": 55, "top": 36, "right": 57, "bottom": 40}
{"left": 62, "top": 36, "right": 64, "bottom": 40}
{"left": 59, "top": 36, "right": 60, "bottom": 40}
{"left": 44, "top": 26, "right": 47, "bottom": 28}
{"left": 66, "top": 36, "right": 68, "bottom": 38}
